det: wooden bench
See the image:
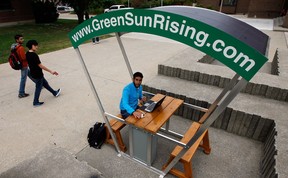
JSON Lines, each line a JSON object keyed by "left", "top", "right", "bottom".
{"left": 162, "top": 122, "right": 211, "bottom": 178}
{"left": 105, "top": 114, "right": 127, "bottom": 152}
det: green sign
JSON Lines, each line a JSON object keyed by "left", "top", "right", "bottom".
{"left": 69, "top": 9, "right": 268, "bottom": 81}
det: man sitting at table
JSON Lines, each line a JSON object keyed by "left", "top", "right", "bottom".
{"left": 120, "top": 72, "right": 146, "bottom": 119}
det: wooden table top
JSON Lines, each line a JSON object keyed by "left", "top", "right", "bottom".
{"left": 126, "top": 94, "right": 184, "bottom": 134}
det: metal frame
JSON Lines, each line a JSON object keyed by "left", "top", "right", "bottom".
{"left": 74, "top": 34, "right": 249, "bottom": 177}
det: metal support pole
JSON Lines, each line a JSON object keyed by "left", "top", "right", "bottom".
{"left": 129, "top": 126, "right": 134, "bottom": 157}
{"left": 184, "top": 102, "right": 208, "bottom": 113}
{"left": 115, "top": 32, "right": 134, "bottom": 78}
{"left": 159, "top": 128, "right": 183, "bottom": 139}
{"left": 165, "top": 119, "right": 170, "bottom": 133}
{"left": 147, "top": 134, "right": 152, "bottom": 166}
{"left": 198, "top": 74, "right": 240, "bottom": 123}
{"left": 156, "top": 132, "right": 186, "bottom": 146}
{"left": 201, "top": 78, "right": 248, "bottom": 129}
{"left": 162, "top": 77, "right": 248, "bottom": 175}
{"left": 74, "top": 48, "right": 121, "bottom": 153}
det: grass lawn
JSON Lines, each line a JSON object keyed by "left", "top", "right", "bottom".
{"left": 0, "top": 19, "right": 112, "bottom": 65}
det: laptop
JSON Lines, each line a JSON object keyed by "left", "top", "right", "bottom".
{"left": 140, "top": 96, "right": 166, "bottom": 113}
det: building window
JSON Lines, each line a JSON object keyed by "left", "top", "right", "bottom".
{"left": 221, "top": 0, "right": 238, "bottom": 6}
{"left": 0, "top": 0, "right": 12, "bottom": 10}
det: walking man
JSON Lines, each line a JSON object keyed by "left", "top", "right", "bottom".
{"left": 26, "top": 40, "right": 61, "bottom": 107}
{"left": 11, "top": 34, "right": 30, "bottom": 98}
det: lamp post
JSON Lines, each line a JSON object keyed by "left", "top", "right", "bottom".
{"left": 219, "top": 0, "right": 224, "bottom": 12}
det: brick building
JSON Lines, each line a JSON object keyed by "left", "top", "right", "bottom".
{"left": 197, "top": 0, "right": 287, "bottom": 18}
{"left": 0, "top": 0, "right": 34, "bottom": 26}
{"left": 1, "top": 0, "right": 287, "bottom": 27}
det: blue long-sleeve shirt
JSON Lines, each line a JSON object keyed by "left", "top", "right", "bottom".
{"left": 120, "top": 82, "right": 143, "bottom": 114}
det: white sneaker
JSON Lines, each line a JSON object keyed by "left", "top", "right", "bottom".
{"left": 55, "top": 88, "right": 61, "bottom": 97}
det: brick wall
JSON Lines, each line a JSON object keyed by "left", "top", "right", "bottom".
{"left": 248, "top": 0, "right": 285, "bottom": 18}
{"left": 197, "top": 0, "right": 241, "bottom": 13}
{"left": 236, "top": 0, "right": 250, "bottom": 14}
{"left": 197, "top": 0, "right": 219, "bottom": 11}
{"left": 0, "top": 0, "right": 34, "bottom": 23}
{"left": 197, "top": 0, "right": 284, "bottom": 18}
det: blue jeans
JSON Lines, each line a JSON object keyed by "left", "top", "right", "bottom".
{"left": 92, "top": 37, "right": 99, "bottom": 43}
{"left": 31, "top": 77, "right": 56, "bottom": 104}
{"left": 19, "top": 67, "right": 30, "bottom": 95}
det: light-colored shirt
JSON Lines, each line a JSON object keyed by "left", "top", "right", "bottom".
{"left": 120, "top": 82, "right": 143, "bottom": 114}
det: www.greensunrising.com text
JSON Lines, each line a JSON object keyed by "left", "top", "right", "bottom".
{"left": 72, "top": 12, "right": 256, "bottom": 72}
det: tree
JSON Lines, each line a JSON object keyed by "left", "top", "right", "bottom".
{"left": 61, "top": 0, "right": 92, "bottom": 23}
{"left": 32, "top": 0, "right": 59, "bottom": 23}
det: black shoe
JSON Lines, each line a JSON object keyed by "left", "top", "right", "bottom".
{"left": 55, "top": 88, "right": 61, "bottom": 97}
{"left": 33, "top": 102, "right": 44, "bottom": 107}
{"left": 18, "top": 93, "right": 29, "bottom": 98}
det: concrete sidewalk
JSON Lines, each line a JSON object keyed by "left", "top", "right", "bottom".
{"left": 1, "top": 14, "right": 287, "bottom": 177}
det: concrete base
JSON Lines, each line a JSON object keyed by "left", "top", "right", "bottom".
{"left": 131, "top": 126, "right": 158, "bottom": 164}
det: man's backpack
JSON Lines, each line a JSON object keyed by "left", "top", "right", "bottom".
{"left": 8, "top": 46, "right": 22, "bottom": 70}
{"left": 87, "top": 122, "right": 106, "bottom": 149}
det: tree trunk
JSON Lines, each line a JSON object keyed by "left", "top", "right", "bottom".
{"left": 77, "top": 11, "right": 84, "bottom": 24}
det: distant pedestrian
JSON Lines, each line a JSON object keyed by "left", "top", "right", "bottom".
{"left": 11, "top": 34, "right": 31, "bottom": 98}
{"left": 84, "top": 11, "right": 89, "bottom": 21}
{"left": 25, "top": 40, "right": 61, "bottom": 107}
{"left": 92, "top": 36, "right": 100, "bottom": 44}
{"left": 84, "top": 13, "right": 100, "bottom": 44}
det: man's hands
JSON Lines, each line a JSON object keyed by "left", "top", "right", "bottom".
{"left": 141, "top": 96, "right": 147, "bottom": 102}
{"left": 133, "top": 110, "right": 145, "bottom": 119}
{"left": 139, "top": 96, "right": 147, "bottom": 105}
{"left": 134, "top": 96, "right": 147, "bottom": 118}
{"left": 50, "top": 71, "right": 59, "bottom": 76}
{"left": 39, "top": 63, "right": 59, "bottom": 76}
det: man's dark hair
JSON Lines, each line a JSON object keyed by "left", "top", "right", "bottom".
{"left": 26, "top": 40, "right": 38, "bottom": 49}
{"left": 14, "top": 34, "right": 23, "bottom": 41}
{"left": 133, "top": 72, "right": 143, "bottom": 79}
